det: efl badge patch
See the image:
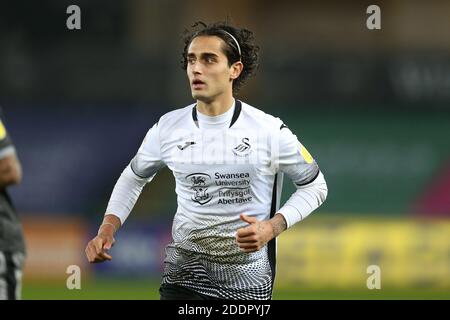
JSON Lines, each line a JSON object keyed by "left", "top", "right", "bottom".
{"left": 300, "top": 145, "right": 313, "bottom": 164}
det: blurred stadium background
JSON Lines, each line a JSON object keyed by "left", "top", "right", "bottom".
{"left": 1, "top": 0, "right": 450, "bottom": 299}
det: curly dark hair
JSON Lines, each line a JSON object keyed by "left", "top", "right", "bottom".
{"left": 181, "top": 21, "right": 260, "bottom": 94}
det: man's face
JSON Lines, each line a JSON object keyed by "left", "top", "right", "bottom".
{"left": 186, "top": 36, "right": 238, "bottom": 103}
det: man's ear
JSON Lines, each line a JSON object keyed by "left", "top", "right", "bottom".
{"left": 230, "top": 61, "right": 243, "bottom": 80}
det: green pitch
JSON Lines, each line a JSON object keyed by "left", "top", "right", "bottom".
{"left": 22, "top": 278, "right": 450, "bottom": 300}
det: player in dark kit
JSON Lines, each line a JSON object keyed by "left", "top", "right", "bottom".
{"left": 0, "top": 108, "right": 25, "bottom": 300}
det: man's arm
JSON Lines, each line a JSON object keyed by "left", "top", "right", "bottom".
{"left": 274, "top": 124, "right": 328, "bottom": 228}
{"left": 0, "top": 153, "right": 22, "bottom": 189}
{"left": 236, "top": 124, "right": 328, "bottom": 253}
{"left": 236, "top": 175, "right": 327, "bottom": 253}
{"left": 85, "top": 165, "right": 156, "bottom": 263}
{"left": 270, "top": 213, "right": 288, "bottom": 237}
{"left": 85, "top": 122, "right": 164, "bottom": 263}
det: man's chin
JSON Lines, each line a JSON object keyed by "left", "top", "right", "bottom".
{"left": 192, "top": 92, "right": 213, "bottom": 103}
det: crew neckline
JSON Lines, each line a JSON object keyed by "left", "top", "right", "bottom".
{"left": 196, "top": 100, "right": 236, "bottom": 129}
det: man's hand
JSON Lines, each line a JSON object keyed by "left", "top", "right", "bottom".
{"left": 0, "top": 153, "right": 22, "bottom": 190}
{"left": 236, "top": 213, "right": 287, "bottom": 253}
{"left": 85, "top": 215, "right": 120, "bottom": 263}
{"left": 85, "top": 228, "right": 115, "bottom": 263}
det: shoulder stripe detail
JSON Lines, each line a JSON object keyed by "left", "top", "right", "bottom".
{"left": 295, "top": 169, "right": 320, "bottom": 187}
{"left": 192, "top": 105, "right": 199, "bottom": 128}
{"left": 130, "top": 162, "right": 149, "bottom": 179}
{"left": 229, "top": 100, "right": 242, "bottom": 128}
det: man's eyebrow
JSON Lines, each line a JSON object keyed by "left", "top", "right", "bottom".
{"left": 201, "top": 52, "right": 219, "bottom": 58}
{"left": 187, "top": 52, "right": 219, "bottom": 58}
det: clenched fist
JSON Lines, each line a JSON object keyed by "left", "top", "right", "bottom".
{"left": 236, "top": 213, "right": 287, "bottom": 253}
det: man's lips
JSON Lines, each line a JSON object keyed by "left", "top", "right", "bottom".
{"left": 192, "top": 80, "right": 206, "bottom": 89}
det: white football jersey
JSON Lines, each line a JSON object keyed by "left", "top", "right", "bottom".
{"left": 107, "top": 100, "right": 326, "bottom": 299}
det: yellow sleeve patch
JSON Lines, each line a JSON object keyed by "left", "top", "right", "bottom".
{"left": 0, "top": 120, "right": 7, "bottom": 140}
{"left": 300, "top": 145, "right": 314, "bottom": 164}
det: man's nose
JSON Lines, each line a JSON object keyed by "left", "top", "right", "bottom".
{"left": 191, "top": 61, "right": 202, "bottom": 74}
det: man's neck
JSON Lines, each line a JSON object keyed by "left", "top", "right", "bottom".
{"left": 196, "top": 94, "right": 234, "bottom": 116}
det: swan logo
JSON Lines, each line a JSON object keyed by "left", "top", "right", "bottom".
{"left": 233, "top": 138, "right": 252, "bottom": 157}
